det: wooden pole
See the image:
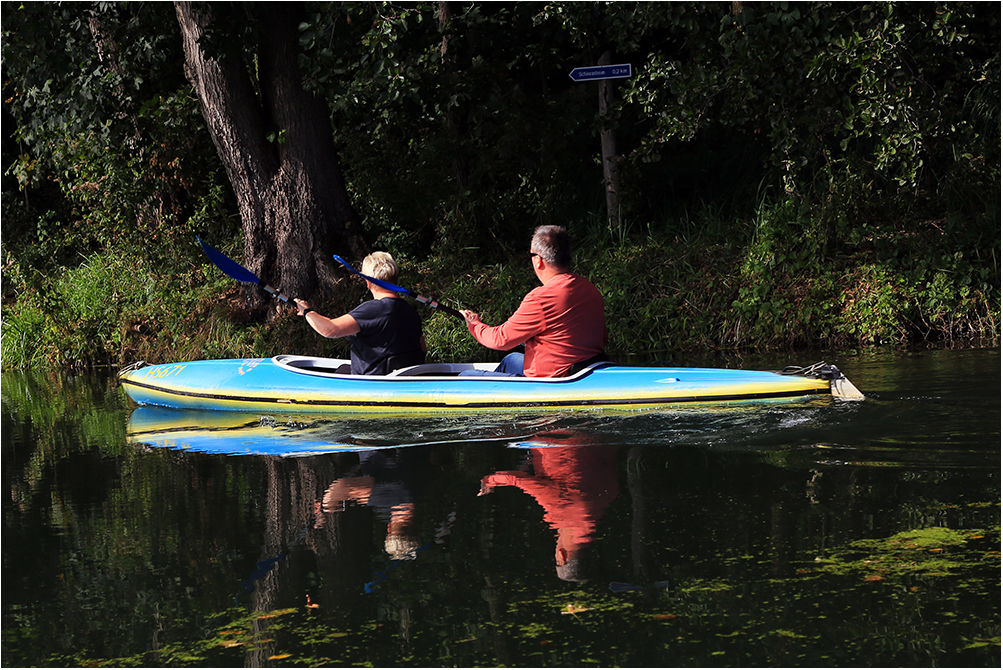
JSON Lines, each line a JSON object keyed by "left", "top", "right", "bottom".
{"left": 598, "top": 51, "right": 621, "bottom": 233}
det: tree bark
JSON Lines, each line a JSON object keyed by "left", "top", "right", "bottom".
{"left": 175, "top": 1, "right": 368, "bottom": 310}
{"left": 438, "top": 1, "right": 470, "bottom": 193}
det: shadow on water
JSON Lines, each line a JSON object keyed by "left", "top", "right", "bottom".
{"left": 2, "top": 347, "right": 1000, "bottom": 667}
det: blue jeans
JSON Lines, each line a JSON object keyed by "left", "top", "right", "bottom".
{"left": 459, "top": 352, "right": 524, "bottom": 377}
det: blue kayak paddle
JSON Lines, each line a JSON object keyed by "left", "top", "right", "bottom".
{"left": 196, "top": 237, "right": 463, "bottom": 321}
{"left": 197, "top": 236, "right": 293, "bottom": 305}
{"left": 332, "top": 254, "right": 464, "bottom": 321}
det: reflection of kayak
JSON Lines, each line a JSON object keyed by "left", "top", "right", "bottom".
{"left": 125, "top": 407, "right": 371, "bottom": 456}
{"left": 119, "top": 356, "right": 860, "bottom": 414}
{"left": 125, "top": 407, "right": 554, "bottom": 457}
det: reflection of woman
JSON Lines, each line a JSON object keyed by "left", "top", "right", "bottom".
{"left": 316, "top": 448, "right": 432, "bottom": 560}
{"left": 479, "top": 444, "right": 619, "bottom": 582}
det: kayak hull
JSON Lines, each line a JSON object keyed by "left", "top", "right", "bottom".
{"left": 118, "top": 355, "right": 837, "bottom": 414}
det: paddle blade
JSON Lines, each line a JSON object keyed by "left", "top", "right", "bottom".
{"left": 198, "top": 237, "right": 261, "bottom": 286}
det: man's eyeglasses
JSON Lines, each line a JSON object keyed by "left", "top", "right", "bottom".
{"left": 529, "top": 252, "right": 540, "bottom": 259}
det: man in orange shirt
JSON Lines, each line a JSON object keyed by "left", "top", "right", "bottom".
{"left": 460, "top": 225, "right": 607, "bottom": 377}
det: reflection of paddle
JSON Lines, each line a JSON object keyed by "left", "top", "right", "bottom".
{"left": 197, "top": 237, "right": 294, "bottom": 306}
{"left": 235, "top": 527, "right": 310, "bottom": 603}
{"left": 332, "top": 254, "right": 463, "bottom": 320}
{"left": 236, "top": 553, "right": 286, "bottom": 603}
{"left": 609, "top": 580, "right": 671, "bottom": 593}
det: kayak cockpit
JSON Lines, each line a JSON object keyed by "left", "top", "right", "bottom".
{"left": 271, "top": 355, "right": 608, "bottom": 380}
{"left": 273, "top": 355, "right": 499, "bottom": 377}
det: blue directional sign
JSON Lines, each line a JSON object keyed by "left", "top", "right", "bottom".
{"left": 569, "top": 63, "right": 632, "bottom": 81}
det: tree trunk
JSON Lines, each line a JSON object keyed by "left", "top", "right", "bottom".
{"left": 175, "top": 1, "right": 368, "bottom": 310}
{"left": 438, "top": 1, "right": 470, "bottom": 193}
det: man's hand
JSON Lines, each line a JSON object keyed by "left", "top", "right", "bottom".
{"left": 460, "top": 309, "right": 482, "bottom": 326}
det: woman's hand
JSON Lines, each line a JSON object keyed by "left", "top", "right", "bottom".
{"left": 294, "top": 298, "right": 312, "bottom": 316}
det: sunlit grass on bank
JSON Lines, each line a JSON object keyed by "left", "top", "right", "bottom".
{"left": 1, "top": 206, "right": 999, "bottom": 370}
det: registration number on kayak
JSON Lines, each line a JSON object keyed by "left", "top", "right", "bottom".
{"left": 142, "top": 365, "right": 188, "bottom": 379}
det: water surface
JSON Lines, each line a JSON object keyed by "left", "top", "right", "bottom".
{"left": 3, "top": 348, "right": 999, "bottom": 667}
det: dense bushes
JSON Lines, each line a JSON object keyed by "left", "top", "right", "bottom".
{"left": 1, "top": 2, "right": 999, "bottom": 369}
{"left": 3, "top": 197, "right": 997, "bottom": 370}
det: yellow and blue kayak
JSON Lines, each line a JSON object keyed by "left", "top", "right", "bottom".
{"left": 118, "top": 356, "right": 861, "bottom": 414}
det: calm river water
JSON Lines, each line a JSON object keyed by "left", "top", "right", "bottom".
{"left": 2, "top": 347, "right": 1000, "bottom": 667}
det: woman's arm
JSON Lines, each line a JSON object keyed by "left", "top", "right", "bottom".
{"left": 295, "top": 298, "right": 361, "bottom": 339}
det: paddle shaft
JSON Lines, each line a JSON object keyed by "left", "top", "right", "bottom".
{"left": 198, "top": 239, "right": 463, "bottom": 321}
{"left": 332, "top": 254, "right": 464, "bottom": 321}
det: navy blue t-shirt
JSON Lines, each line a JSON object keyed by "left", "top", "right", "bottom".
{"left": 348, "top": 297, "right": 424, "bottom": 375}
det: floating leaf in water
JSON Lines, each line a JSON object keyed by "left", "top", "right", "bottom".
{"left": 652, "top": 613, "right": 677, "bottom": 621}
{"left": 864, "top": 574, "right": 884, "bottom": 582}
{"left": 269, "top": 654, "right": 292, "bottom": 660}
{"left": 561, "top": 604, "right": 592, "bottom": 615}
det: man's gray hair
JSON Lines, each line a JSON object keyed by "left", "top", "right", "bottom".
{"left": 531, "top": 225, "right": 572, "bottom": 269}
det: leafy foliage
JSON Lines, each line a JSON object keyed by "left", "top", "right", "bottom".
{"left": 1, "top": 1, "right": 999, "bottom": 368}
{"left": 2, "top": 1, "right": 233, "bottom": 268}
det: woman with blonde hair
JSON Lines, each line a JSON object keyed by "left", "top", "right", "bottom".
{"left": 295, "top": 251, "right": 425, "bottom": 375}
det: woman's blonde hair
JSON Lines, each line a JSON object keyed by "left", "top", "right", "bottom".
{"left": 385, "top": 533, "right": 420, "bottom": 560}
{"left": 361, "top": 251, "right": 399, "bottom": 283}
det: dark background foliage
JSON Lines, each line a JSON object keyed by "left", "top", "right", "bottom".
{"left": 2, "top": 1, "right": 999, "bottom": 368}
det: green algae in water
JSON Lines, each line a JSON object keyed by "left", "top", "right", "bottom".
{"left": 812, "top": 525, "right": 1000, "bottom": 580}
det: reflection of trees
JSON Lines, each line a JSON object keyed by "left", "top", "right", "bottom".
{"left": 243, "top": 448, "right": 441, "bottom": 663}
{"left": 251, "top": 452, "right": 374, "bottom": 608}
{"left": 627, "top": 446, "right": 648, "bottom": 580}
{"left": 5, "top": 402, "right": 272, "bottom": 664}
{"left": 5, "top": 365, "right": 1000, "bottom": 669}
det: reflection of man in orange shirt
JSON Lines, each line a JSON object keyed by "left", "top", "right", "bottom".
{"left": 479, "top": 443, "right": 619, "bottom": 581}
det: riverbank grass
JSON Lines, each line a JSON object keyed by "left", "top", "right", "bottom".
{"left": 2, "top": 208, "right": 998, "bottom": 369}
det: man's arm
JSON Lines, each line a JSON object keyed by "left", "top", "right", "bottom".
{"left": 462, "top": 294, "right": 547, "bottom": 351}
